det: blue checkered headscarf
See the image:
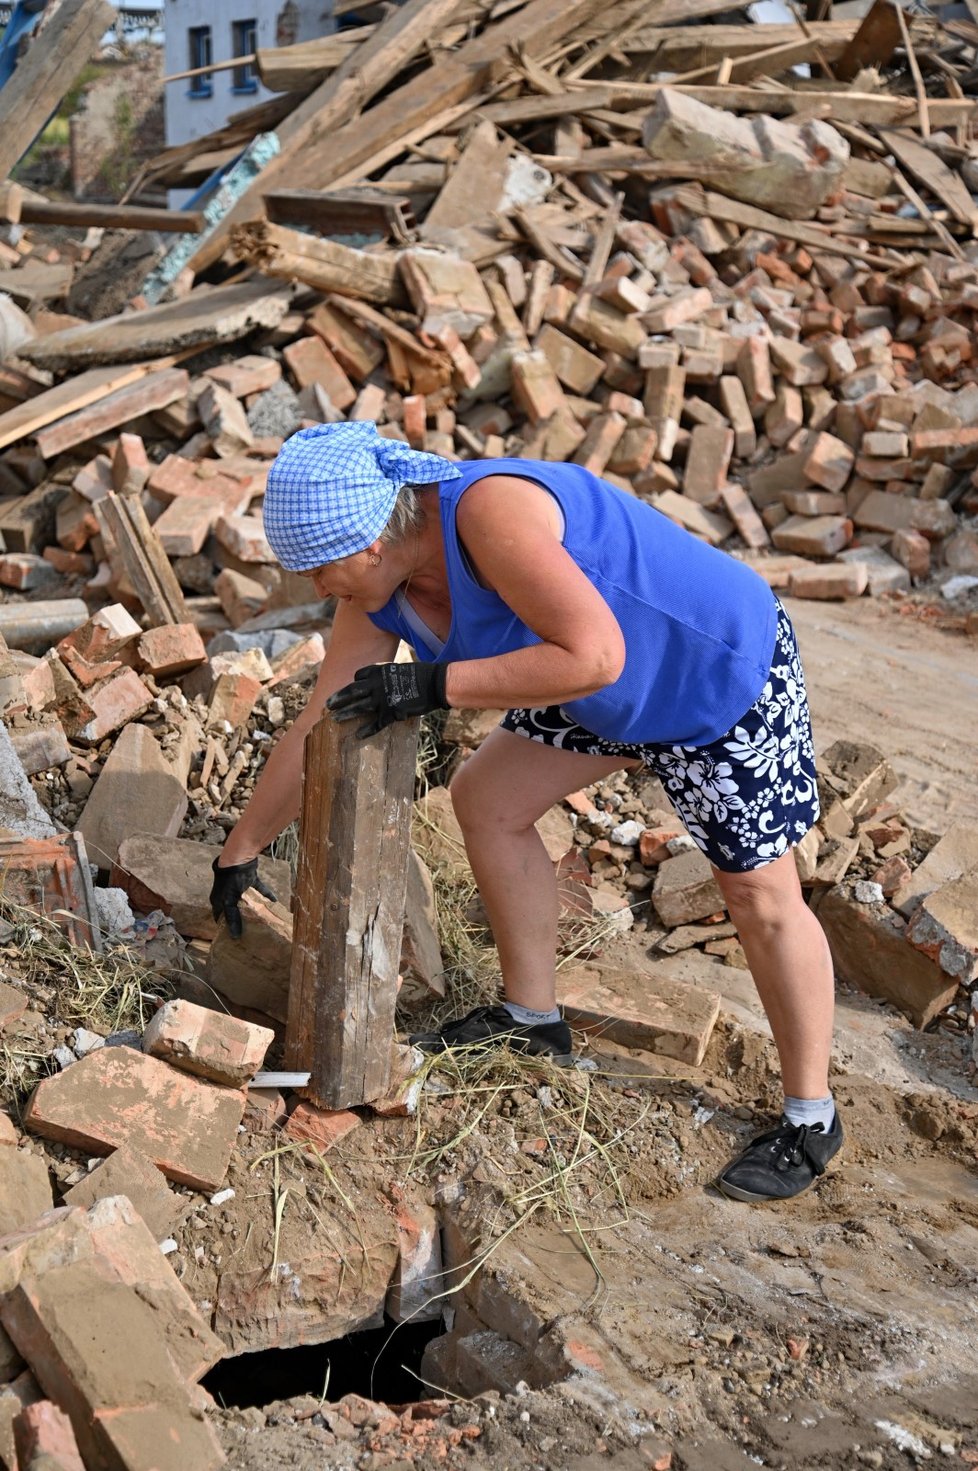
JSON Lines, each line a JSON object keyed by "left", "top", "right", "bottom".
{"left": 262, "top": 421, "right": 461, "bottom": 571}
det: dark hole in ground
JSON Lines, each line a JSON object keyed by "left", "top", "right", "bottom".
{"left": 203, "top": 1316, "right": 445, "bottom": 1409}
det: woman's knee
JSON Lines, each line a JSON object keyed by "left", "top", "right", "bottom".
{"left": 715, "top": 854, "right": 804, "bottom": 931}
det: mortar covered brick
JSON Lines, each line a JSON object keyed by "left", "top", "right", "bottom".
{"left": 142, "top": 999, "right": 273, "bottom": 1087}
{"left": 23, "top": 1047, "right": 245, "bottom": 1191}
{"left": 136, "top": 623, "right": 206, "bottom": 678}
{"left": 652, "top": 848, "right": 725, "bottom": 927}
{"left": 906, "top": 871, "right": 978, "bottom": 984}
{"left": 818, "top": 885, "right": 958, "bottom": 1027}
{"left": 63, "top": 1145, "right": 181, "bottom": 1241}
{"left": 0, "top": 1149, "right": 53, "bottom": 1235}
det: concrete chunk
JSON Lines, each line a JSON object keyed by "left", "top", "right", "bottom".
{"left": 652, "top": 848, "right": 725, "bottom": 928}
{"left": 891, "top": 822, "right": 978, "bottom": 918}
{"left": 642, "top": 88, "right": 848, "bottom": 220}
{"left": 113, "top": 833, "right": 290, "bottom": 941}
{"left": 142, "top": 999, "right": 273, "bottom": 1087}
{"left": 24, "top": 1048, "right": 245, "bottom": 1191}
{"left": 906, "top": 872, "right": 978, "bottom": 984}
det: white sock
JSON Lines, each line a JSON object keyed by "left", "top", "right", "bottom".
{"left": 503, "top": 1001, "right": 561, "bottom": 1026}
{"left": 783, "top": 1095, "right": 836, "bottom": 1132}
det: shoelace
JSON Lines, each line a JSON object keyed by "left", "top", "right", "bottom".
{"left": 771, "top": 1120, "right": 827, "bottom": 1175}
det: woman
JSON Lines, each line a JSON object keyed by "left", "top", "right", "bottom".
{"left": 211, "top": 421, "right": 841, "bottom": 1204}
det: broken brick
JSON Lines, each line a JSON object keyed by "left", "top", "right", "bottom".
{"left": 23, "top": 1046, "right": 245, "bottom": 1191}
{"left": 286, "top": 1101, "right": 362, "bottom": 1153}
{"left": 142, "top": 998, "right": 273, "bottom": 1087}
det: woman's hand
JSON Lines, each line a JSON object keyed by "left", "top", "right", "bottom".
{"left": 327, "top": 660, "right": 448, "bottom": 738}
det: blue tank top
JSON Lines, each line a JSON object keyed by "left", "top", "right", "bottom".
{"left": 368, "top": 459, "right": 778, "bottom": 747}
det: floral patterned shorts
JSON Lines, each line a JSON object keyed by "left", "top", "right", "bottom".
{"left": 501, "top": 600, "right": 819, "bottom": 873}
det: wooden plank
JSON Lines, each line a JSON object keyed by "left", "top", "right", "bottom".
{"left": 0, "top": 181, "right": 23, "bottom": 224}
{"left": 475, "top": 83, "right": 977, "bottom": 129}
{"left": 19, "top": 200, "right": 206, "bottom": 233}
{"left": 94, "top": 493, "right": 188, "bottom": 627}
{"left": 255, "top": 26, "right": 371, "bottom": 91}
{"left": 0, "top": 359, "right": 183, "bottom": 453}
{"left": 880, "top": 129, "right": 978, "bottom": 236}
{"left": 834, "top": 0, "right": 903, "bottom": 81}
{"left": 630, "top": 20, "right": 862, "bottom": 72}
{"left": 185, "top": 0, "right": 475, "bottom": 278}
{"left": 285, "top": 713, "right": 418, "bottom": 1110}
{"left": 34, "top": 367, "right": 190, "bottom": 458}
{"left": 19, "top": 280, "right": 293, "bottom": 373}
{"left": 671, "top": 186, "right": 904, "bottom": 269}
{"left": 0, "top": 0, "right": 114, "bottom": 180}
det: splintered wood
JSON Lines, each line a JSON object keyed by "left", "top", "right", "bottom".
{"left": 285, "top": 714, "right": 419, "bottom": 1110}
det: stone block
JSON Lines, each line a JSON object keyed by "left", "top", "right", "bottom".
{"left": 642, "top": 88, "right": 847, "bottom": 220}
{"left": 652, "top": 848, "right": 725, "bottom": 927}
{"left": 818, "top": 885, "right": 957, "bottom": 1028}
{"left": 142, "top": 999, "right": 273, "bottom": 1087}
{"left": 905, "top": 872, "right": 978, "bottom": 984}
{"left": 892, "top": 823, "right": 978, "bottom": 918}
{"left": 555, "top": 962, "right": 720, "bottom": 1066}
{"left": 0, "top": 1149, "right": 53, "bottom": 1235}
{"left": 79, "top": 724, "right": 188, "bottom": 872}
{"left": 24, "top": 1047, "right": 245, "bottom": 1191}
{"left": 207, "top": 888, "right": 293, "bottom": 1022}
{"left": 0, "top": 1111, "right": 16, "bottom": 1145}
{"left": 63, "top": 1145, "right": 181, "bottom": 1241}
{"left": 113, "top": 834, "right": 289, "bottom": 942}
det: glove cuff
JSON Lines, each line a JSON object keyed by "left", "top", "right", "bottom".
{"left": 213, "top": 854, "right": 257, "bottom": 874}
{"left": 432, "top": 662, "right": 449, "bottom": 708}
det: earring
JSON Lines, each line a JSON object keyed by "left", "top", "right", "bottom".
{"left": 369, "top": 552, "right": 382, "bottom": 567}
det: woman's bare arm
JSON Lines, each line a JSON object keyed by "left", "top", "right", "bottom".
{"left": 445, "top": 474, "right": 626, "bottom": 710}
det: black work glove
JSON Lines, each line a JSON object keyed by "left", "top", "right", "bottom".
{"left": 326, "top": 661, "right": 449, "bottom": 740}
{"left": 210, "top": 856, "right": 276, "bottom": 940}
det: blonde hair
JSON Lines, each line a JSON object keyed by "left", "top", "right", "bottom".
{"left": 379, "top": 484, "right": 426, "bottom": 546}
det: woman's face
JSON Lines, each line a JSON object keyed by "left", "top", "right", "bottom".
{"left": 297, "top": 541, "right": 397, "bottom": 613}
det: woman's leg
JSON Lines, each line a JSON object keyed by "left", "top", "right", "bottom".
{"left": 712, "top": 850, "right": 834, "bottom": 1100}
{"left": 449, "top": 727, "right": 632, "bottom": 1011}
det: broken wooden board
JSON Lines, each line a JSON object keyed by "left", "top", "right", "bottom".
{"left": 834, "top": 0, "right": 904, "bottom": 82}
{"left": 94, "top": 492, "right": 189, "bottom": 626}
{"left": 669, "top": 186, "right": 902, "bottom": 269}
{"left": 18, "top": 200, "right": 206, "bottom": 233}
{"left": 0, "top": 0, "right": 114, "bottom": 180}
{"left": 878, "top": 129, "right": 978, "bottom": 236}
{"left": 0, "top": 359, "right": 185, "bottom": 453}
{"left": 34, "top": 367, "right": 190, "bottom": 459}
{"left": 18, "top": 280, "right": 293, "bottom": 372}
{"left": 285, "top": 713, "right": 418, "bottom": 1110}
{"left": 263, "top": 187, "right": 417, "bottom": 244}
{"left": 0, "top": 260, "right": 73, "bottom": 306}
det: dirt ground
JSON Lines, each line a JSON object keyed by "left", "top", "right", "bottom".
{"left": 209, "top": 596, "right": 978, "bottom": 1471}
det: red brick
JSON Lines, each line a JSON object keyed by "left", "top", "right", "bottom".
{"left": 718, "top": 375, "right": 756, "bottom": 457}
{"left": 890, "top": 527, "right": 930, "bottom": 580}
{"left": 642, "top": 287, "right": 712, "bottom": 333}
{"left": 803, "top": 432, "right": 855, "bottom": 493}
{"left": 62, "top": 1144, "right": 180, "bottom": 1241}
{"left": 136, "top": 623, "right": 207, "bottom": 678}
{"left": 572, "top": 411, "right": 627, "bottom": 475}
{"left": 871, "top": 853, "right": 913, "bottom": 898}
{"left": 111, "top": 433, "right": 150, "bottom": 496}
{"left": 42, "top": 546, "right": 94, "bottom": 576}
{"left": 764, "top": 383, "right": 804, "bottom": 448}
{"left": 781, "top": 489, "right": 846, "bottom": 516}
{"left": 154, "top": 495, "right": 223, "bottom": 556}
{"left": 73, "top": 668, "right": 153, "bottom": 746}
{"left": 719, "top": 483, "right": 769, "bottom": 548}
{"left": 13, "top": 1400, "right": 85, "bottom": 1471}
{"left": 23, "top": 1047, "right": 245, "bottom": 1190}
{"left": 510, "top": 350, "right": 567, "bottom": 424}
{"left": 771, "top": 514, "right": 853, "bottom": 557}
{"left": 642, "top": 363, "right": 685, "bottom": 461}
{"left": 286, "top": 1101, "right": 362, "bottom": 1153}
{"left": 214, "top": 568, "right": 267, "bottom": 628}
{"left": 283, "top": 336, "right": 356, "bottom": 408}
{"left": 208, "top": 670, "right": 261, "bottom": 728}
{"left": 0, "top": 1110, "right": 17, "bottom": 1145}
{"left": 204, "top": 354, "right": 282, "bottom": 397}
{"left": 214, "top": 513, "right": 272, "bottom": 563}
{"left": 682, "top": 425, "right": 733, "bottom": 507}
{"left": 737, "top": 336, "right": 776, "bottom": 413}
{"left": 142, "top": 999, "right": 273, "bottom": 1087}
{"left": 401, "top": 394, "right": 427, "bottom": 450}
{"left": 196, "top": 379, "right": 254, "bottom": 457}
{"left": 243, "top": 1088, "right": 287, "bottom": 1131}
{"left": 639, "top": 823, "right": 686, "bottom": 866}
{"left": 787, "top": 562, "right": 868, "bottom": 600}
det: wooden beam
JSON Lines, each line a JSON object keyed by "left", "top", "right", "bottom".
{"left": 880, "top": 129, "right": 978, "bottom": 236}
{"left": 0, "top": 0, "right": 115, "bottom": 181}
{"left": 834, "top": 0, "right": 903, "bottom": 82}
{"left": 18, "top": 200, "right": 206, "bottom": 233}
{"left": 671, "top": 186, "right": 906, "bottom": 270}
{"left": 230, "top": 221, "right": 406, "bottom": 305}
{"left": 94, "top": 492, "right": 189, "bottom": 627}
{"left": 285, "top": 713, "right": 418, "bottom": 1110}
{"left": 34, "top": 367, "right": 190, "bottom": 458}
